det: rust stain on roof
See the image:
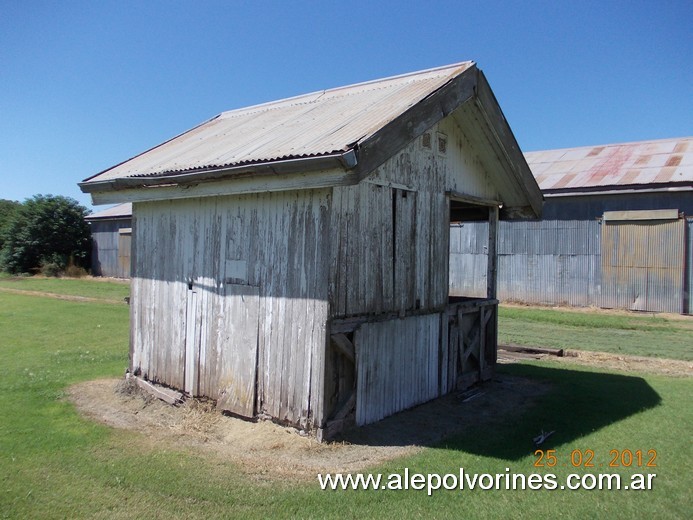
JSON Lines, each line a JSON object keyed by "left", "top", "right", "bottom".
{"left": 525, "top": 137, "right": 693, "bottom": 191}
{"left": 665, "top": 155, "right": 682, "bottom": 167}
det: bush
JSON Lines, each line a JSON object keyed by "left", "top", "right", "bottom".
{"left": 63, "top": 263, "right": 89, "bottom": 278}
{"left": 40, "top": 261, "right": 62, "bottom": 277}
{"left": 0, "top": 195, "right": 92, "bottom": 274}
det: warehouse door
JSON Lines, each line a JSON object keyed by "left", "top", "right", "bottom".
{"left": 601, "top": 210, "right": 685, "bottom": 313}
{"left": 117, "top": 228, "right": 131, "bottom": 278}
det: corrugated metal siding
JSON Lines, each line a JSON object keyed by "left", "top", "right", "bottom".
{"left": 601, "top": 218, "right": 685, "bottom": 313}
{"left": 499, "top": 221, "right": 601, "bottom": 307}
{"left": 450, "top": 220, "right": 600, "bottom": 305}
{"left": 451, "top": 218, "right": 691, "bottom": 313}
{"left": 88, "top": 62, "right": 474, "bottom": 182}
{"left": 89, "top": 218, "right": 132, "bottom": 278}
{"left": 541, "top": 191, "right": 693, "bottom": 220}
{"left": 354, "top": 313, "right": 441, "bottom": 426}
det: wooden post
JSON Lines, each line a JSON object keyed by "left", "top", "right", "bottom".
{"left": 487, "top": 205, "right": 498, "bottom": 299}
{"left": 486, "top": 205, "right": 499, "bottom": 379}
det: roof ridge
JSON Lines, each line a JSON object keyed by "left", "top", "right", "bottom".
{"left": 217, "top": 61, "right": 474, "bottom": 119}
{"left": 525, "top": 136, "right": 692, "bottom": 155}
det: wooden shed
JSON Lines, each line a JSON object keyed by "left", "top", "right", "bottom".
{"left": 80, "top": 62, "right": 542, "bottom": 438}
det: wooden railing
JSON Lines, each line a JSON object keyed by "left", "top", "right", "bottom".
{"left": 442, "top": 297, "right": 498, "bottom": 393}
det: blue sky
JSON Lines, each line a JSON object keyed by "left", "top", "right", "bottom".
{"left": 1, "top": 0, "right": 691, "bottom": 211}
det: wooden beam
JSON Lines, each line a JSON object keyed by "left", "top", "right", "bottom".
{"left": 474, "top": 71, "right": 543, "bottom": 218}
{"left": 487, "top": 205, "right": 498, "bottom": 300}
{"left": 354, "top": 66, "right": 478, "bottom": 178}
{"left": 330, "top": 333, "right": 355, "bottom": 364}
{"left": 323, "top": 393, "right": 357, "bottom": 440}
{"left": 447, "top": 190, "right": 500, "bottom": 207}
{"left": 133, "top": 376, "right": 183, "bottom": 405}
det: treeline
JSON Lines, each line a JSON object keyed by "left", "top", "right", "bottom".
{"left": 0, "top": 195, "right": 92, "bottom": 276}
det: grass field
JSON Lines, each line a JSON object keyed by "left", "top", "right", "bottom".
{"left": 499, "top": 305, "right": 693, "bottom": 360}
{"left": 0, "top": 275, "right": 130, "bottom": 302}
{"left": 1, "top": 279, "right": 691, "bottom": 518}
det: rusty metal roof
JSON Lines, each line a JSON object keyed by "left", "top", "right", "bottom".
{"left": 525, "top": 137, "right": 693, "bottom": 191}
{"left": 84, "top": 62, "right": 474, "bottom": 183}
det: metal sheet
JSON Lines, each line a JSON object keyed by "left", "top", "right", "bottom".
{"left": 88, "top": 218, "right": 132, "bottom": 278}
{"left": 600, "top": 218, "right": 685, "bottom": 313}
{"left": 354, "top": 313, "right": 440, "bottom": 426}
{"left": 603, "top": 209, "right": 679, "bottom": 221}
{"left": 450, "top": 220, "right": 601, "bottom": 307}
{"left": 86, "top": 202, "right": 133, "bottom": 220}
{"left": 85, "top": 62, "right": 475, "bottom": 182}
{"left": 451, "top": 217, "right": 690, "bottom": 313}
{"left": 526, "top": 137, "right": 693, "bottom": 191}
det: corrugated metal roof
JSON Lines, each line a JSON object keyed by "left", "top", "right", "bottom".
{"left": 525, "top": 137, "right": 693, "bottom": 191}
{"left": 85, "top": 62, "right": 474, "bottom": 183}
{"left": 86, "top": 202, "right": 132, "bottom": 220}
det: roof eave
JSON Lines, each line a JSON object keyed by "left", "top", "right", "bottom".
{"left": 352, "top": 64, "right": 479, "bottom": 179}
{"left": 351, "top": 65, "right": 543, "bottom": 220}
{"left": 473, "top": 71, "right": 543, "bottom": 219}
{"left": 80, "top": 149, "right": 358, "bottom": 194}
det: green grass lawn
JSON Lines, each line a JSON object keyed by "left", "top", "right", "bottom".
{"left": 0, "top": 276, "right": 130, "bottom": 302}
{"left": 0, "top": 281, "right": 691, "bottom": 518}
{"left": 499, "top": 305, "right": 693, "bottom": 360}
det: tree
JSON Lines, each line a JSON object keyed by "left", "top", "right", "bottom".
{"left": 0, "top": 195, "right": 92, "bottom": 274}
{"left": 0, "top": 199, "right": 21, "bottom": 251}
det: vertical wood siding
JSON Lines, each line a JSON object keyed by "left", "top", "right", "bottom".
{"left": 330, "top": 118, "right": 491, "bottom": 318}
{"left": 131, "top": 189, "right": 330, "bottom": 428}
{"left": 354, "top": 313, "right": 441, "bottom": 426}
{"left": 327, "top": 117, "right": 499, "bottom": 427}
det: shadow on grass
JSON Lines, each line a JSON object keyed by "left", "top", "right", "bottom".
{"left": 338, "top": 363, "right": 661, "bottom": 461}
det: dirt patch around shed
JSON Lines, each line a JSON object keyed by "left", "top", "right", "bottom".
{"left": 68, "top": 374, "right": 548, "bottom": 480}
{"left": 546, "top": 350, "right": 692, "bottom": 377}
{"left": 498, "top": 347, "right": 692, "bottom": 377}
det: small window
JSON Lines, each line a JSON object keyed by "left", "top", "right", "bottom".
{"left": 437, "top": 133, "right": 447, "bottom": 155}
{"left": 421, "top": 132, "right": 432, "bottom": 149}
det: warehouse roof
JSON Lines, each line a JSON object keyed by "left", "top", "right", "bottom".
{"left": 85, "top": 203, "right": 132, "bottom": 220}
{"left": 525, "top": 137, "right": 693, "bottom": 192}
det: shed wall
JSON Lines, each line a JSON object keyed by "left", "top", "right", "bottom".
{"left": 131, "top": 189, "right": 331, "bottom": 427}
{"left": 330, "top": 118, "right": 498, "bottom": 318}
{"left": 89, "top": 218, "right": 132, "bottom": 278}
{"left": 541, "top": 192, "right": 693, "bottom": 220}
{"left": 355, "top": 313, "right": 441, "bottom": 426}
{"left": 451, "top": 218, "right": 692, "bottom": 314}
{"left": 327, "top": 116, "right": 501, "bottom": 427}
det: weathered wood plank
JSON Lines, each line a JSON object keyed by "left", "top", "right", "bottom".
{"left": 355, "top": 314, "right": 440, "bottom": 426}
{"left": 133, "top": 376, "right": 183, "bottom": 405}
{"left": 487, "top": 205, "right": 499, "bottom": 299}
{"left": 216, "top": 284, "right": 260, "bottom": 418}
